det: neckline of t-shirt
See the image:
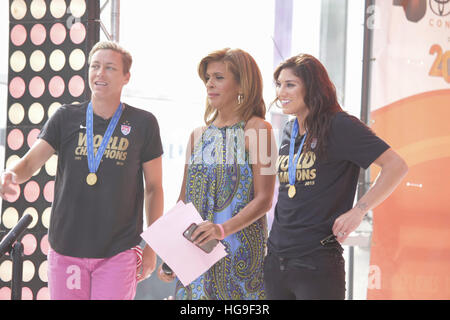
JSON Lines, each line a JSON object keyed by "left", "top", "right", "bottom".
{"left": 90, "top": 103, "right": 127, "bottom": 122}
{"left": 290, "top": 110, "right": 346, "bottom": 139}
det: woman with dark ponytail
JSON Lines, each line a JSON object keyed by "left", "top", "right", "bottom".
{"left": 264, "top": 54, "right": 408, "bottom": 299}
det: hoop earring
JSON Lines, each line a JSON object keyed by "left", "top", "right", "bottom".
{"left": 237, "top": 94, "right": 244, "bottom": 105}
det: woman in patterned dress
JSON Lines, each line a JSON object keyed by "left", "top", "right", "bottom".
{"left": 158, "top": 48, "right": 276, "bottom": 299}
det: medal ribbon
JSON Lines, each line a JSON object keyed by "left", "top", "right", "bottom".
{"left": 86, "top": 101, "right": 123, "bottom": 175}
{"left": 288, "top": 118, "right": 307, "bottom": 187}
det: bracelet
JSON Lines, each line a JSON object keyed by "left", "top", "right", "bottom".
{"left": 216, "top": 224, "right": 225, "bottom": 240}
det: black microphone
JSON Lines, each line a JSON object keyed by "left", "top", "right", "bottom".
{"left": 0, "top": 214, "right": 33, "bottom": 258}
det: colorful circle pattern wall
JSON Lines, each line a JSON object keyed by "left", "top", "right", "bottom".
{"left": 1, "top": 0, "right": 99, "bottom": 300}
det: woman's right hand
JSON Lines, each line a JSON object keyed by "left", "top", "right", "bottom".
{"left": 0, "top": 171, "right": 18, "bottom": 200}
{"left": 157, "top": 263, "right": 176, "bottom": 282}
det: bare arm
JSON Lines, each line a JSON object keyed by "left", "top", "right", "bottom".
{"left": 158, "top": 127, "right": 204, "bottom": 282}
{"left": 137, "top": 156, "right": 164, "bottom": 282}
{"left": 143, "top": 156, "right": 164, "bottom": 228}
{"left": 177, "top": 126, "right": 206, "bottom": 203}
{"left": 0, "top": 139, "right": 55, "bottom": 199}
{"left": 332, "top": 148, "right": 409, "bottom": 242}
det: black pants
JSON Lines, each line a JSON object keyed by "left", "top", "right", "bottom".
{"left": 263, "top": 248, "right": 346, "bottom": 300}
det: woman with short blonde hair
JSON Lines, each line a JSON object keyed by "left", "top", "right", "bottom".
{"left": 88, "top": 40, "right": 133, "bottom": 75}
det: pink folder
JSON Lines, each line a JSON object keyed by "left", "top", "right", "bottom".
{"left": 140, "top": 201, "right": 228, "bottom": 286}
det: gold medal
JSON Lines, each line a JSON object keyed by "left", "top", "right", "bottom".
{"left": 86, "top": 173, "right": 97, "bottom": 186}
{"left": 288, "top": 185, "right": 296, "bottom": 198}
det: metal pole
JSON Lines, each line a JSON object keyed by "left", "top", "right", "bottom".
{"left": 271, "top": 0, "right": 293, "bottom": 144}
{"left": 352, "top": 0, "right": 375, "bottom": 301}
{"left": 348, "top": 246, "right": 354, "bottom": 300}
{"left": 272, "top": 0, "right": 293, "bottom": 68}
{"left": 111, "top": 0, "right": 120, "bottom": 42}
{"left": 11, "top": 242, "right": 24, "bottom": 300}
{"left": 360, "top": 0, "right": 374, "bottom": 127}
{"left": 358, "top": 0, "right": 375, "bottom": 219}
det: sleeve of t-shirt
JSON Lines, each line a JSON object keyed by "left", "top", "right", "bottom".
{"left": 37, "top": 105, "right": 64, "bottom": 152}
{"left": 331, "top": 112, "right": 390, "bottom": 169}
{"left": 141, "top": 112, "right": 163, "bottom": 163}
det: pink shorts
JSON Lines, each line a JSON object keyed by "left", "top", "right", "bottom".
{"left": 47, "top": 248, "right": 138, "bottom": 300}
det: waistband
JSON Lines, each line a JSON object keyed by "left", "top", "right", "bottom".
{"left": 267, "top": 235, "right": 343, "bottom": 259}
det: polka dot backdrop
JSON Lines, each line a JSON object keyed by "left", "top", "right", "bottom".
{"left": 1, "top": 0, "right": 99, "bottom": 300}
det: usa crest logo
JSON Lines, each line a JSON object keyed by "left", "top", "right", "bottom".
{"left": 121, "top": 124, "right": 131, "bottom": 136}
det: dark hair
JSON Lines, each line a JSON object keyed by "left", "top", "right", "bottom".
{"left": 273, "top": 54, "right": 342, "bottom": 159}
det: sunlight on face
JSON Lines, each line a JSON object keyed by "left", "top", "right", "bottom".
{"left": 205, "top": 61, "right": 240, "bottom": 112}
{"left": 276, "top": 68, "right": 307, "bottom": 117}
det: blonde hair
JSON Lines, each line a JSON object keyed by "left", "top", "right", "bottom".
{"left": 198, "top": 48, "right": 266, "bottom": 125}
{"left": 88, "top": 41, "right": 132, "bottom": 74}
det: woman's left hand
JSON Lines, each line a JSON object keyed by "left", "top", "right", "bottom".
{"left": 332, "top": 207, "right": 366, "bottom": 243}
{"left": 191, "top": 221, "right": 222, "bottom": 246}
{"left": 136, "top": 245, "right": 156, "bottom": 282}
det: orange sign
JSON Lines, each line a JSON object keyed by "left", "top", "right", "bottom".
{"left": 367, "top": 0, "right": 450, "bottom": 300}
{"left": 369, "top": 89, "right": 450, "bottom": 299}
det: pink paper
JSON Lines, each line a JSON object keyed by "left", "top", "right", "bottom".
{"left": 140, "top": 201, "right": 227, "bottom": 286}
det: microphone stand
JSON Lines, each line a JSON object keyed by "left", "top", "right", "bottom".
{"left": 0, "top": 214, "right": 33, "bottom": 300}
{"left": 11, "top": 242, "right": 24, "bottom": 300}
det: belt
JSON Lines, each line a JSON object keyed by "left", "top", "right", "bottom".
{"left": 320, "top": 234, "right": 338, "bottom": 246}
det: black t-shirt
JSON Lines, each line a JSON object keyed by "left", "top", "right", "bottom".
{"left": 268, "top": 112, "right": 390, "bottom": 258}
{"left": 39, "top": 101, "right": 163, "bottom": 258}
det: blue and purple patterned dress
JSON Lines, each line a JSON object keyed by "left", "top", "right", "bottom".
{"left": 175, "top": 121, "right": 267, "bottom": 300}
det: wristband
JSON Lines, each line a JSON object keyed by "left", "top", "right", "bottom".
{"left": 217, "top": 224, "right": 225, "bottom": 240}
